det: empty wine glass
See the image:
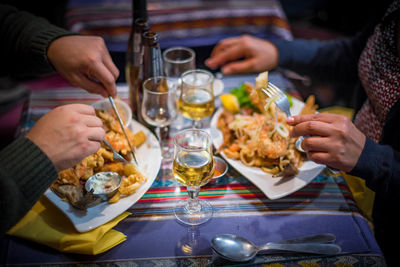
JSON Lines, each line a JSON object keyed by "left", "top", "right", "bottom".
{"left": 178, "top": 69, "right": 215, "bottom": 129}
{"left": 142, "top": 76, "right": 177, "bottom": 160}
{"left": 173, "top": 129, "right": 215, "bottom": 225}
{"left": 163, "top": 46, "right": 196, "bottom": 130}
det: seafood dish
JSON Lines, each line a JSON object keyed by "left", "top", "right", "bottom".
{"left": 217, "top": 72, "right": 317, "bottom": 178}
{"left": 50, "top": 105, "right": 147, "bottom": 211}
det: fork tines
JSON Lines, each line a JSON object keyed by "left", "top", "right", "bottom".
{"left": 267, "top": 82, "right": 284, "bottom": 95}
{"left": 261, "top": 84, "right": 281, "bottom": 98}
{"left": 261, "top": 82, "right": 291, "bottom": 117}
{"left": 261, "top": 87, "right": 272, "bottom": 97}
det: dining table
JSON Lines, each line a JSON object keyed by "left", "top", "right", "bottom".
{"left": 0, "top": 72, "right": 386, "bottom": 266}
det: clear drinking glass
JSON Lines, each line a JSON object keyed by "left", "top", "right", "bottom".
{"left": 172, "top": 129, "right": 215, "bottom": 225}
{"left": 163, "top": 46, "right": 196, "bottom": 78}
{"left": 142, "top": 76, "right": 177, "bottom": 160}
{"left": 163, "top": 46, "right": 196, "bottom": 130}
{"left": 178, "top": 69, "right": 215, "bottom": 129}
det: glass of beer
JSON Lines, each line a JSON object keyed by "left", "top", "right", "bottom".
{"left": 178, "top": 69, "right": 215, "bottom": 129}
{"left": 172, "top": 129, "right": 215, "bottom": 225}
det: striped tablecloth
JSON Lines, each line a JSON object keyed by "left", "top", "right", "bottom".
{"left": 66, "top": 0, "right": 292, "bottom": 51}
{"left": 2, "top": 75, "right": 385, "bottom": 266}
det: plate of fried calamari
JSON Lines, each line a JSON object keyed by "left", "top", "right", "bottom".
{"left": 210, "top": 72, "right": 325, "bottom": 199}
{"left": 45, "top": 102, "right": 161, "bottom": 232}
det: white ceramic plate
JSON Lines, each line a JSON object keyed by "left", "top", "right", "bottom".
{"left": 210, "top": 98, "right": 325, "bottom": 200}
{"left": 45, "top": 120, "right": 161, "bottom": 232}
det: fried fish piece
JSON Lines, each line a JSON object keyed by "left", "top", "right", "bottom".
{"left": 51, "top": 184, "right": 101, "bottom": 210}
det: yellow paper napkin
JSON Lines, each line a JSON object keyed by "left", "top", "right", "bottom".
{"left": 341, "top": 172, "right": 375, "bottom": 221}
{"left": 7, "top": 196, "right": 130, "bottom": 255}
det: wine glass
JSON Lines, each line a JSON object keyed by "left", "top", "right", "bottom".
{"left": 172, "top": 129, "right": 215, "bottom": 225}
{"left": 163, "top": 46, "right": 196, "bottom": 130}
{"left": 178, "top": 69, "right": 215, "bottom": 129}
{"left": 142, "top": 76, "right": 177, "bottom": 160}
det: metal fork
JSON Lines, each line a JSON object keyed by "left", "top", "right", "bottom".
{"left": 261, "top": 83, "right": 291, "bottom": 117}
{"left": 103, "top": 139, "right": 129, "bottom": 164}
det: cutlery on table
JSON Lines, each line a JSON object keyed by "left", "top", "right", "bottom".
{"left": 211, "top": 233, "right": 341, "bottom": 262}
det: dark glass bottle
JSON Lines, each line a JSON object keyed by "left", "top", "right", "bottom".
{"left": 141, "top": 31, "right": 167, "bottom": 142}
{"left": 142, "top": 31, "right": 163, "bottom": 80}
{"left": 126, "top": 0, "right": 148, "bottom": 122}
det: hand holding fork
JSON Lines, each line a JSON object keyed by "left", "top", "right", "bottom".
{"left": 262, "top": 83, "right": 307, "bottom": 150}
{"left": 263, "top": 84, "right": 341, "bottom": 173}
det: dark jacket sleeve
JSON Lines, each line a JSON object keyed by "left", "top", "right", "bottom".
{"left": 0, "top": 5, "right": 76, "bottom": 237}
{"left": 348, "top": 136, "right": 400, "bottom": 256}
{"left": 349, "top": 137, "right": 400, "bottom": 194}
{"left": 0, "top": 137, "right": 58, "bottom": 238}
{"left": 270, "top": 28, "right": 373, "bottom": 85}
{"left": 0, "top": 4, "right": 75, "bottom": 78}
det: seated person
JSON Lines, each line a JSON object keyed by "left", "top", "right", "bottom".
{"left": 0, "top": 4, "right": 119, "bottom": 237}
{"left": 205, "top": 1, "right": 399, "bottom": 265}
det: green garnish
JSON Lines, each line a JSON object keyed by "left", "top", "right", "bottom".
{"left": 230, "top": 83, "right": 293, "bottom": 110}
{"left": 285, "top": 92, "right": 293, "bottom": 107}
{"left": 231, "top": 84, "right": 258, "bottom": 110}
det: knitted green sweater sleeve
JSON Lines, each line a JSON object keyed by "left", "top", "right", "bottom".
{"left": 0, "top": 137, "right": 58, "bottom": 237}
{"left": 0, "top": 4, "right": 76, "bottom": 78}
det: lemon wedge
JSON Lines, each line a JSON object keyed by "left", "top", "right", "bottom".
{"left": 220, "top": 94, "right": 240, "bottom": 113}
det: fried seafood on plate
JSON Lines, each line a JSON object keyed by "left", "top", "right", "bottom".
{"left": 217, "top": 72, "right": 317, "bottom": 178}
{"left": 51, "top": 106, "right": 148, "bottom": 210}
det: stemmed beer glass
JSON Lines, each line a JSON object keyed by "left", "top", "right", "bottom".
{"left": 142, "top": 76, "right": 177, "bottom": 160}
{"left": 178, "top": 69, "right": 215, "bottom": 129}
{"left": 172, "top": 129, "right": 215, "bottom": 225}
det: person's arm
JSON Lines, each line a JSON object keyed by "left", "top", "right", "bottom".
{"left": 0, "top": 4, "right": 73, "bottom": 78}
{"left": 0, "top": 104, "right": 105, "bottom": 238}
{"left": 0, "top": 137, "right": 57, "bottom": 238}
{"left": 270, "top": 29, "right": 371, "bottom": 84}
{"left": 287, "top": 112, "right": 400, "bottom": 196}
{"left": 0, "top": 4, "right": 119, "bottom": 97}
{"left": 205, "top": 32, "right": 367, "bottom": 84}
{"left": 349, "top": 137, "right": 400, "bottom": 198}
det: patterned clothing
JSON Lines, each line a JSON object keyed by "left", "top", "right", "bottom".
{"left": 273, "top": 1, "right": 400, "bottom": 265}
{"left": 355, "top": 1, "right": 400, "bottom": 142}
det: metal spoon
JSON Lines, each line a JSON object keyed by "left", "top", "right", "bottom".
{"left": 211, "top": 234, "right": 341, "bottom": 262}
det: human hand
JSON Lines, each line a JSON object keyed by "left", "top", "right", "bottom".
{"left": 26, "top": 104, "right": 105, "bottom": 171}
{"left": 287, "top": 113, "right": 366, "bottom": 172}
{"left": 205, "top": 35, "right": 279, "bottom": 75}
{"left": 47, "top": 35, "right": 119, "bottom": 97}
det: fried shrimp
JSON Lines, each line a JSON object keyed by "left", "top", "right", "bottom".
{"left": 52, "top": 104, "right": 148, "bottom": 208}
{"left": 216, "top": 71, "right": 315, "bottom": 177}
{"left": 258, "top": 127, "right": 289, "bottom": 159}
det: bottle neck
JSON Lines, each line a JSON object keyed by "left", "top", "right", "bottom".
{"left": 134, "top": 18, "right": 150, "bottom": 33}
{"left": 143, "top": 31, "right": 159, "bottom": 47}
{"left": 143, "top": 32, "right": 163, "bottom": 78}
{"left": 132, "top": 0, "right": 147, "bottom": 23}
